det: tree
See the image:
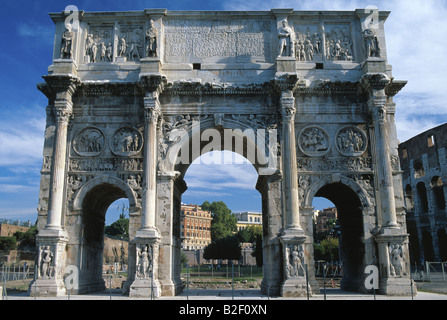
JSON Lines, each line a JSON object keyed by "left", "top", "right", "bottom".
{"left": 203, "top": 236, "right": 241, "bottom": 261}
{"left": 314, "top": 237, "right": 339, "bottom": 262}
{"left": 105, "top": 217, "right": 129, "bottom": 240}
{"left": 201, "top": 201, "right": 237, "bottom": 240}
{"left": 253, "top": 234, "right": 263, "bottom": 267}
{"left": 0, "top": 237, "right": 17, "bottom": 250}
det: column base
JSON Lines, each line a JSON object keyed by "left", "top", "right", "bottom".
{"left": 129, "top": 279, "right": 161, "bottom": 298}
{"left": 280, "top": 278, "right": 311, "bottom": 297}
{"left": 379, "top": 278, "right": 417, "bottom": 296}
{"left": 29, "top": 278, "right": 66, "bottom": 297}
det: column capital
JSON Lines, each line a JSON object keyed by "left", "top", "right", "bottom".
{"left": 40, "top": 74, "right": 81, "bottom": 101}
{"left": 138, "top": 73, "right": 167, "bottom": 96}
{"left": 361, "top": 73, "right": 390, "bottom": 93}
{"left": 272, "top": 73, "right": 299, "bottom": 93}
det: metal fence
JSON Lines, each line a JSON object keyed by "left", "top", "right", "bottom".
{"left": 1, "top": 263, "right": 33, "bottom": 282}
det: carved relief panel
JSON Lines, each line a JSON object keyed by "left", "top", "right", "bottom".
{"left": 324, "top": 25, "right": 355, "bottom": 61}
{"left": 298, "top": 126, "right": 330, "bottom": 157}
{"left": 294, "top": 25, "right": 323, "bottom": 62}
{"left": 85, "top": 25, "right": 114, "bottom": 63}
{"left": 335, "top": 126, "right": 368, "bottom": 156}
{"left": 119, "top": 24, "right": 145, "bottom": 61}
{"left": 111, "top": 127, "right": 143, "bottom": 156}
{"left": 73, "top": 127, "right": 105, "bottom": 157}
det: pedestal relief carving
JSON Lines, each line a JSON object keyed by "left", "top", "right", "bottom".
{"left": 111, "top": 127, "right": 143, "bottom": 156}
{"left": 285, "top": 244, "right": 306, "bottom": 278}
{"left": 298, "top": 126, "right": 330, "bottom": 157}
{"left": 389, "top": 243, "right": 407, "bottom": 277}
{"left": 336, "top": 126, "right": 368, "bottom": 156}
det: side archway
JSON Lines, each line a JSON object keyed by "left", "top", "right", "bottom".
{"left": 304, "top": 175, "right": 374, "bottom": 293}
{"left": 71, "top": 175, "right": 140, "bottom": 294}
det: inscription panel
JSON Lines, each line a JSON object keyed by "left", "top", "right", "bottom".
{"left": 164, "top": 18, "right": 275, "bottom": 63}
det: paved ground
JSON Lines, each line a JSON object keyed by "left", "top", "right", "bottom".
{"left": 3, "top": 285, "right": 446, "bottom": 300}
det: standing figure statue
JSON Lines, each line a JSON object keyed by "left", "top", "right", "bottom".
{"left": 60, "top": 28, "right": 75, "bottom": 59}
{"left": 146, "top": 19, "right": 158, "bottom": 58}
{"left": 363, "top": 28, "right": 381, "bottom": 58}
{"left": 278, "top": 20, "right": 294, "bottom": 57}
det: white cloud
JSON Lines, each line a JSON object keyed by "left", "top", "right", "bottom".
{"left": 0, "top": 114, "right": 45, "bottom": 167}
{"left": 222, "top": 0, "right": 447, "bottom": 141}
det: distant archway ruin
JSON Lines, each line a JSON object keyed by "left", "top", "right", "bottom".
{"left": 32, "top": 7, "right": 413, "bottom": 297}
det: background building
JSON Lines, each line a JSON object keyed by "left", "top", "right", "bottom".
{"left": 180, "top": 204, "right": 212, "bottom": 250}
{"left": 315, "top": 207, "right": 338, "bottom": 235}
{"left": 398, "top": 123, "right": 447, "bottom": 264}
{"left": 235, "top": 212, "right": 262, "bottom": 231}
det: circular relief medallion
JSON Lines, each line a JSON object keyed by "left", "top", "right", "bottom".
{"left": 73, "top": 127, "right": 105, "bottom": 156}
{"left": 298, "top": 126, "right": 330, "bottom": 157}
{"left": 111, "top": 127, "right": 143, "bottom": 156}
{"left": 336, "top": 126, "right": 368, "bottom": 156}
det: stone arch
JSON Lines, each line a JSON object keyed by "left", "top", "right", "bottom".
{"left": 304, "top": 174, "right": 373, "bottom": 292}
{"left": 72, "top": 175, "right": 139, "bottom": 213}
{"left": 70, "top": 175, "right": 140, "bottom": 294}
{"left": 304, "top": 174, "right": 373, "bottom": 209}
{"left": 160, "top": 115, "right": 277, "bottom": 177}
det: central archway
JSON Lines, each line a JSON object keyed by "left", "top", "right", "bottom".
{"left": 157, "top": 117, "right": 282, "bottom": 296}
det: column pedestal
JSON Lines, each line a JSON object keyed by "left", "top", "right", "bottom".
{"left": 129, "top": 237, "right": 161, "bottom": 298}
{"left": 29, "top": 231, "right": 69, "bottom": 297}
{"left": 280, "top": 232, "right": 311, "bottom": 297}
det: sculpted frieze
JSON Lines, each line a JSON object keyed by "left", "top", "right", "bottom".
{"left": 69, "top": 157, "right": 143, "bottom": 172}
{"left": 297, "top": 156, "right": 372, "bottom": 172}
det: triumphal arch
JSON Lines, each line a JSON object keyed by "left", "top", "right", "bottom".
{"left": 32, "top": 7, "right": 413, "bottom": 297}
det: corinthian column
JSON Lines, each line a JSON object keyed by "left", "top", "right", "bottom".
{"left": 363, "top": 74, "right": 398, "bottom": 229}
{"left": 140, "top": 92, "right": 161, "bottom": 237}
{"left": 273, "top": 74, "right": 303, "bottom": 236}
{"left": 42, "top": 75, "right": 80, "bottom": 233}
{"left": 280, "top": 90, "right": 302, "bottom": 232}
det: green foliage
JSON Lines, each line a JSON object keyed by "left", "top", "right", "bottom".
{"left": 314, "top": 237, "right": 339, "bottom": 262}
{"left": 0, "top": 237, "right": 17, "bottom": 250}
{"left": 236, "top": 225, "right": 262, "bottom": 243}
{"left": 201, "top": 201, "right": 237, "bottom": 241}
{"left": 203, "top": 236, "right": 241, "bottom": 261}
{"left": 105, "top": 218, "right": 129, "bottom": 240}
{"left": 14, "top": 226, "right": 37, "bottom": 249}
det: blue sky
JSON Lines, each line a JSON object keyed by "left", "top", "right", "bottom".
{"left": 0, "top": 0, "right": 446, "bottom": 225}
